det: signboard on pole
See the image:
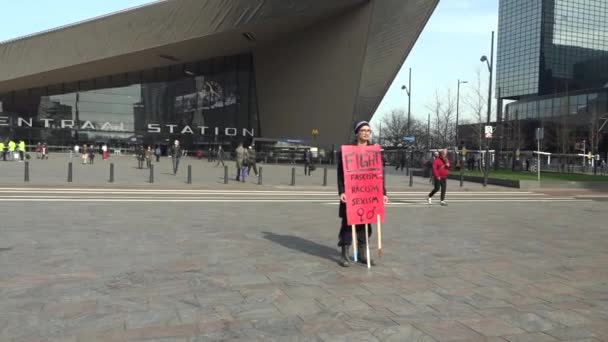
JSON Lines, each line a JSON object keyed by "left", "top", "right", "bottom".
{"left": 535, "top": 127, "right": 544, "bottom": 141}
{"left": 402, "top": 136, "right": 415, "bottom": 143}
{"left": 341, "top": 145, "right": 385, "bottom": 226}
{"left": 484, "top": 125, "right": 493, "bottom": 138}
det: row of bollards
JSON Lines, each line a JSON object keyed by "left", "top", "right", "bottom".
{"left": 22, "top": 163, "right": 333, "bottom": 186}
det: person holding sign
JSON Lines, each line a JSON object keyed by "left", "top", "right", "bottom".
{"left": 428, "top": 148, "right": 450, "bottom": 206}
{"left": 337, "top": 121, "right": 388, "bottom": 267}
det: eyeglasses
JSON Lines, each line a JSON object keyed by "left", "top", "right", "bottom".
{"left": 358, "top": 129, "right": 372, "bottom": 133}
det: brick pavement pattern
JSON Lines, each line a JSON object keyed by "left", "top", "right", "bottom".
{"left": 0, "top": 190, "right": 607, "bottom": 341}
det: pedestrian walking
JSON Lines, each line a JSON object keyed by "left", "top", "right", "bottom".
{"left": 247, "top": 146, "right": 258, "bottom": 176}
{"left": 8, "top": 140, "right": 16, "bottom": 161}
{"left": 136, "top": 145, "right": 145, "bottom": 169}
{"left": 428, "top": 148, "right": 450, "bottom": 206}
{"left": 154, "top": 145, "right": 161, "bottom": 162}
{"left": 235, "top": 143, "right": 246, "bottom": 181}
{"left": 88, "top": 145, "right": 95, "bottom": 164}
{"left": 337, "top": 121, "right": 389, "bottom": 267}
{"left": 304, "top": 149, "right": 313, "bottom": 176}
{"left": 215, "top": 146, "right": 225, "bottom": 167}
{"left": 17, "top": 140, "right": 25, "bottom": 162}
{"left": 0, "top": 141, "right": 5, "bottom": 161}
{"left": 171, "top": 140, "right": 182, "bottom": 175}
{"left": 145, "top": 146, "right": 152, "bottom": 168}
{"left": 41, "top": 143, "right": 48, "bottom": 159}
{"left": 36, "top": 142, "right": 42, "bottom": 159}
{"left": 102, "top": 143, "right": 109, "bottom": 160}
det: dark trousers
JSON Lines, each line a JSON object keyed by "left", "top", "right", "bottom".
{"left": 338, "top": 217, "right": 373, "bottom": 247}
{"left": 429, "top": 178, "right": 447, "bottom": 201}
{"left": 138, "top": 158, "right": 144, "bottom": 169}
{"left": 1, "top": 151, "right": 4, "bottom": 161}
{"left": 155, "top": 154, "right": 160, "bottom": 162}
{"left": 172, "top": 157, "right": 180, "bottom": 174}
{"left": 248, "top": 162, "right": 258, "bottom": 176}
{"left": 304, "top": 163, "right": 311, "bottom": 176}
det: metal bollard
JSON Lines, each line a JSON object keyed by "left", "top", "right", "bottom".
{"left": 460, "top": 171, "right": 464, "bottom": 187}
{"left": 291, "top": 167, "right": 296, "bottom": 186}
{"left": 24, "top": 161, "right": 30, "bottom": 182}
{"left": 187, "top": 165, "right": 192, "bottom": 184}
{"left": 224, "top": 165, "right": 228, "bottom": 184}
{"left": 323, "top": 167, "right": 328, "bottom": 186}
{"left": 109, "top": 163, "right": 114, "bottom": 183}
{"left": 149, "top": 163, "right": 154, "bottom": 183}
{"left": 258, "top": 166, "right": 263, "bottom": 185}
{"left": 67, "top": 162, "right": 73, "bottom": 183}
{"left": 409, "top": 171, "right": 413, "bottom": 187}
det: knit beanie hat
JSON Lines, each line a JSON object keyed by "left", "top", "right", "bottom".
{"left": 353, "top": 121, "right": 370, "bottom": 134}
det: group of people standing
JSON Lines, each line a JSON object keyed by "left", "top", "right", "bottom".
{"left": 75, "top": 144, "right": 108, "bottom": 164}
{"left": 0, "top": 140, "right": 27, "bottom": 161}
{"left": 234, "top": 143, "right": 258, "bottom": 182}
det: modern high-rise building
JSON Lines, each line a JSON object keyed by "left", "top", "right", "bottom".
{"left": 495, "top": 0, "right": 608, "bottom": 156}
{"left": 0, "top": 0, "right": 439, "bottom": 150}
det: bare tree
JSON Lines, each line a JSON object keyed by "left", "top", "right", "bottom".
{"left": 378, "top": 109, "right": 408, "bottom": 147}
{"left": 463, "top": 68, "right": 488, "bottom": 150}
{"left": 426, "top": 88, "right": 456, "bottom": 149}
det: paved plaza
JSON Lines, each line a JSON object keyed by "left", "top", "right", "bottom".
{"left": 0, "top": 185, "right": 607, "bottom": 341}
{"left": 0, "top": 154, "right": 514, "bottom": 191}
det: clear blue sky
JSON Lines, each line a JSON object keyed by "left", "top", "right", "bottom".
{"left": 0, "top": 0, "right": 498, "bottom": 124}
{"left": 374, "top": 0, "right": 499, "bottom": 125}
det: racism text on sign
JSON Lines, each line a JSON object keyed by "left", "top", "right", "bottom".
{"left": 341, "top": 145, "right": 385, "bottom": 226}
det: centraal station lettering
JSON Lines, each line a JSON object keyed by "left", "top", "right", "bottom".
{"left": 0, "top": 116, "right": 254, "bottom": 136}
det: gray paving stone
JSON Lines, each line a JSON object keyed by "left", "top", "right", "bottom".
{"left": 372, "top": 325, "right": 436, "bottom": 342}
{"left": 459, "top": 317, "right": 526, "bottom": 337}
{"left": 543, "top": 326, "right": 597, "bottom": 340}
{"left": 0, "top": 181, "right": 606, "bottom": 340}
{"left": 275, "top": 299, "right": 323, "bottom": 316}
{"left": 318, "top": 330, "right": 380, "bottom": 342}
{"left": 414, "top": 320, "right": 484, "bottom": 341}
{"left": 535, "top": 310, "right": 592, "bottom": 327}
{"left": 503, "top": 332, "right": 556, "bottom": 342}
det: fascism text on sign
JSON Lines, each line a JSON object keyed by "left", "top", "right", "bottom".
{"left": 341, "top": 145, "right": 385, "bottom": 226}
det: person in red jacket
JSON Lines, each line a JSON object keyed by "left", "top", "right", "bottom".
{"left": 428, "top": 149, "right": 450, "bottom": 206}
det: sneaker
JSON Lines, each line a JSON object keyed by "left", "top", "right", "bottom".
{"left": 427, "top": 197, "right": 432, "bottom": 205}
{"left": 440, "top": 201, "right": 448, "bottom": 206}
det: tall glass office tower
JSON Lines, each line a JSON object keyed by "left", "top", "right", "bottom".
{"left": 493, "top": 0, "right": 608, "bottom": 155}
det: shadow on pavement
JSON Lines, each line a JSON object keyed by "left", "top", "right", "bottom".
{"left": 262, "top": 232, "right": 339, "bottom": 263}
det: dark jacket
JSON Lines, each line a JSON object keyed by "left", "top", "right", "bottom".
{"left": 171, "top": 145, "right": 182, "bottom": 158}
{"left": 337, "top": 143, "right": 387, "bottom": 218}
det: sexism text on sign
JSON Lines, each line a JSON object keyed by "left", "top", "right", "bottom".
{"left": 341, "top": 145, "right": 385, "bottom": 226}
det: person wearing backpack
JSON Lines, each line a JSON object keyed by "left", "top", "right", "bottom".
{"left": 428, "top": 148, "right": 450, "bottom": 206}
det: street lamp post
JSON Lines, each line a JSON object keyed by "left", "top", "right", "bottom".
{"left": 401, "top": 68, "right": 412, "bottom": 134}
{"left": 480, "top": 31, "right": 494, "bottom": 187}
{"left": 402, "top": 68, "right": 412, "bottom": 171}
{"left": 456, "top": 79, "right": 468, "bottom": 146}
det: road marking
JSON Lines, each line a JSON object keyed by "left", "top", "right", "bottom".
{"left": 0, "top": 187, "right": 536, "bottom": 195}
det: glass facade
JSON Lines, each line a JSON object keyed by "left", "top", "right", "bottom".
{"left": 505, "top": 90, "right": 608, "bottom": 121}
{"left": 495, "top": 0, "right": 608, "bottom": 154}
{"left": 496, "top": 0, "right": 543, "bottom": 99}
{"left": 0, "top": 53, "right": 259, "bottom": 150}
{"left": 497, "top": 0, "right": 608, "bottom": 99}
{"left": 541, "top": 0, "right": 608, "bottom": 94}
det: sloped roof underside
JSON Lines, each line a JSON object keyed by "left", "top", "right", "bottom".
{"left": 0, "top": 0, "right": 365, "bottom": 93}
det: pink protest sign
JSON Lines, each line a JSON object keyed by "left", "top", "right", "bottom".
{"left": 341, "top": 145, "right": 385, "bottom": 226}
